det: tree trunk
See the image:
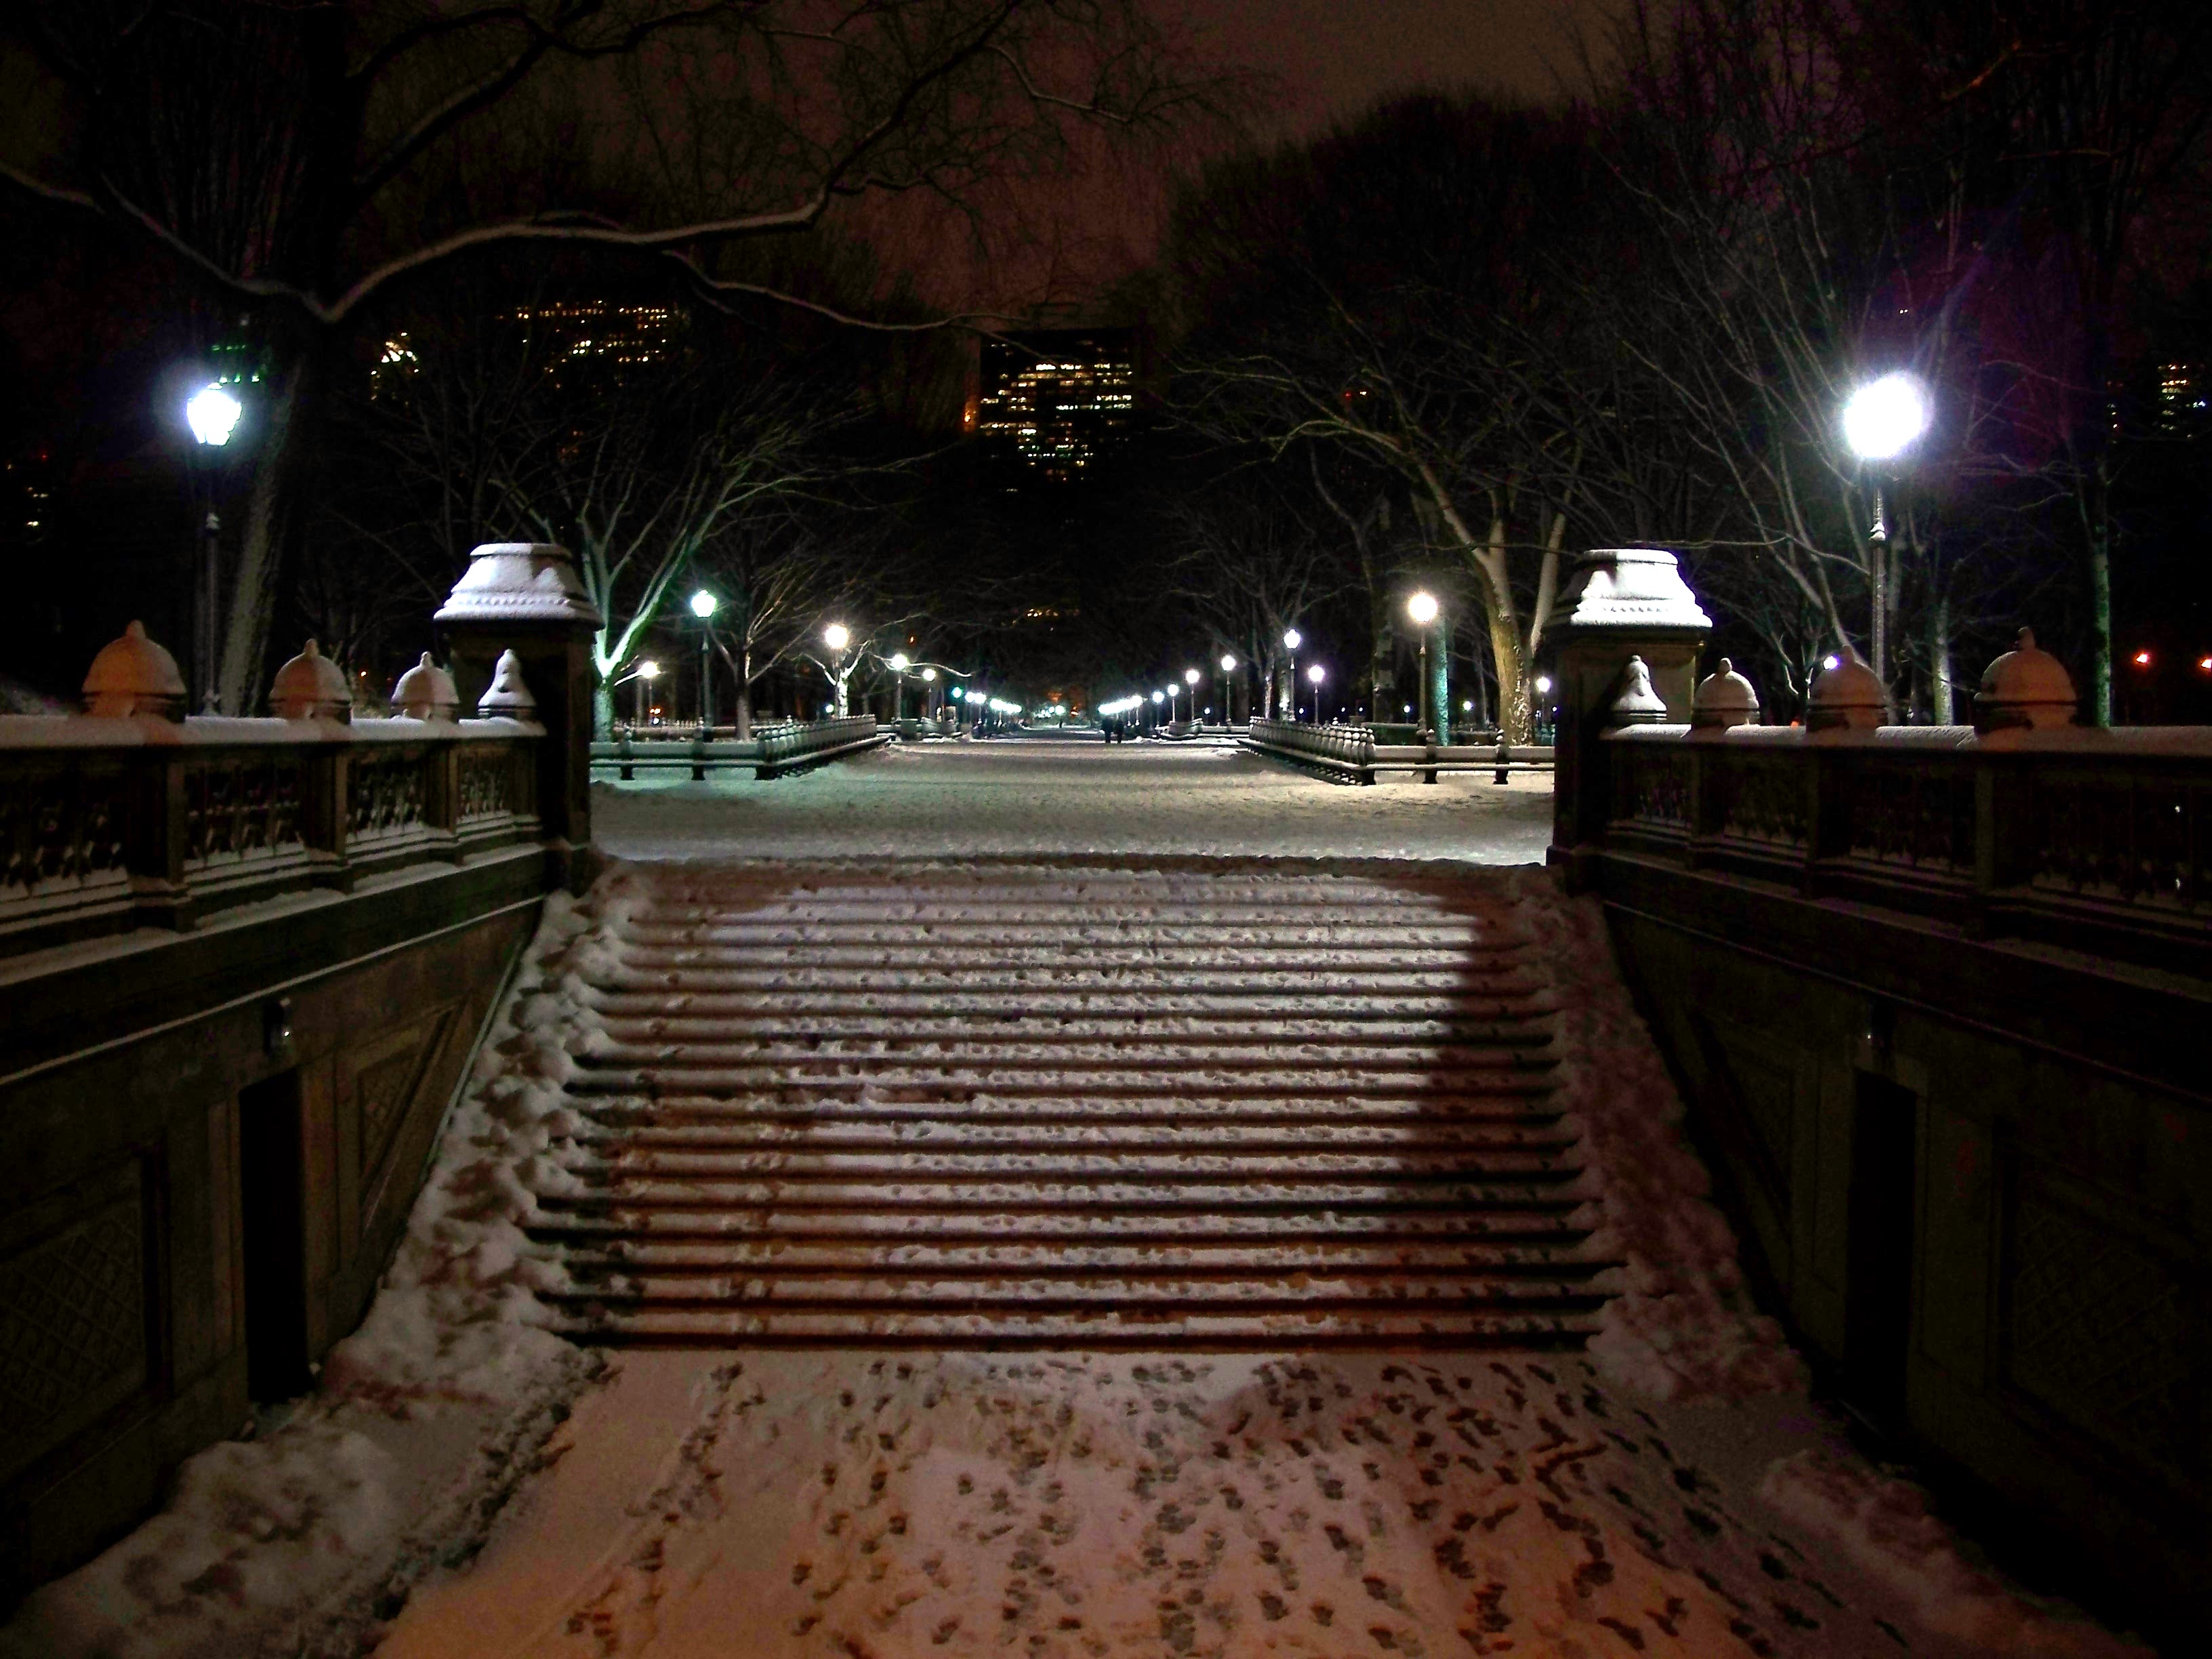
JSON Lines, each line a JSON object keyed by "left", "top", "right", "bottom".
{"left": 593, "top": 678, "right": 615, "bottom": 739}
{"left": 1368, "top": 590, "right": 1394, "bottom": 723}
{"left": 2086, "top": 457, "right": 2112, "bottom": 726}
{"left": 1490, "top": 613, "right": 1530, "bottom": 745}
{"left": 218, "top": 353, "right": 308, "bottom": 714}
{"left": 1928, "top": 589, "right": 1953, "bottom": 724}
{"left": 1429, "top": 622, "right": 1451, "bottom": 745}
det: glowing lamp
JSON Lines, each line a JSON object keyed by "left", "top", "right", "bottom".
{"left": 186, "top": 384, "right": 242, "bottom": 447}
{"left": 922, "top": 668, "right": 936, "bottom": 682}
{"left": 889, "top": 652, "right": 910, "bottom": 672}
{"left": 823, "top": 623, "right": 849, "bottom": 652}
{"left": 1406, "top": 591, "right": 1439, "bottom": 626}
{"left": 1221, "top": 653, "right": 1236, "bottom": 672}
{"left": 1534, "top": 674, "right": 1553, "bottom": 695}
{"left": 638, "top": 660, "right": 659, "bottom": 681}
{"left": 689, "top": 590, "right": 717, "bottom": 619}
{"left": 1184, "top": 668, "right": 1200, "bottom": 686}
{"left": 2133, "top": 650, "right": 2153, "bottom": 668}
{"left": 1307, "top": 664, "right": 1325, "bottom": 684}
{"left": 1151, "top": 691, "right": 1164, "bottom": 703}
{"left": 1843, "top": 372, "right": 1931, "bottom": 461}
{"left": 1283, "top": 628, "right": 1302, "bottom": 652}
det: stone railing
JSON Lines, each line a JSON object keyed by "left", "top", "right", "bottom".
{"left": 1247, "top": 718, "right": 1558, "bottom": 783}
{"left": 1246, "top": 717, "right": 1377, "bottom": 782}
{"left": 754, "top": 714, "right": 886, "bottom": 779}
{"left": 0, "top": 714, "right": 541, "bottom": 957}
{"left": 1603, "top": 721, "right": 2212, "bottom": 971}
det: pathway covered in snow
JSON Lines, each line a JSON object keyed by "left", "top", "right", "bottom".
{"left": 592, "top": 737, "right": 1555, "bottom": 863}
{"left": 0, "top": 744, "right": 2153, "bottom": 1658}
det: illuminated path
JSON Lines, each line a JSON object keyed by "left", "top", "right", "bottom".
{"left": 592, "top": 737, "right": 1556, "bottom": 863}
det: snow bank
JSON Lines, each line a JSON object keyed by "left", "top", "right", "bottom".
{"left": 0, "top": 876, "right": 634, "bottom": 1659}
{"left": 1758, "top": 1451, "right": 2155, "bottom": 1657}
{"left": 1502, "top": 872, "right": 1804, "bottom": 1402}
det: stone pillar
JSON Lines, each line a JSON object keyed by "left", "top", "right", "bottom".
{"left": 1550, "top": 548, "right": 1710, "bottom": 874}
{"left": 433, "top": 543, "right": 603, "bottom": 887}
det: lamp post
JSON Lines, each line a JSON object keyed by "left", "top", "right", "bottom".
{"left": 823, "top": 622, "right": 850, "bottom": 716}
{"left": 1219, "top": 653, "right": 1237, "bottom": 727}
{"left": 689, "top": 590, "right": 719, "bottom": 729}
{"left": 1307, "top": 662, "right": 1326, "bottom": 724}
{"left": 1408, "top": 591, "right": 1440, "bottom": 784}
{"left": 634, "top": 659, "right": 659, "bottom": 726}
{"left": 1843, "top": 371, "right": 1931, "bottom": 705}
{"left": 185, "top": 382, "right": 243, "bottom": 713}
{"left": 1183, "top": 666, "right": 1200, "bottom": 728}
{"left": 889, "top": 651, "right": 910, "bottom": 722}
{"left": 1282, "top": 628, "right": 1303, "bottom": 721}
{"left": 1151, "top": 688, "right": 1164, "bottom": 732}
{"left": 921, "top": 665, "right": 937, "bottom": 726}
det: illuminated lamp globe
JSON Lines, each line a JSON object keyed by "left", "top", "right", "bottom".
{"left": 922, "top": 668, "right": 936, "bottom": 682}
{"left": 1282, "top": 628, "right": 1302, "bottom": 652}
{"left": 1184, "top": 668, "right": 1200, "bottom": 686}
{"left": 638, "top": 659, "right": 659, "bottom": 681}
{"left": 1307, "top": 663, "right": 1325, "bottom": 684}
{"left": 1843, "top": 372, "right": 1931, "bottom": 461}
{"left": 1535, "top": 674, "right": 1553, "bottom": 695}
{"left": 889, "top": 652, "right": 910, "bottom": 672}
{"left": 1406, "top": 591, "right": 1439, "bottom": 626}
{"left": 949, "top": 686, "right": 964, "bottom": 701}
{"left": 1151, "top": 691, "right": 1164, "bottom": 704}
{"left": 823, "top": 623, "right": 849, "bottom": 652}
{"left": 186, "top": 384, "right": 242, "bottom": 447}
{"left": 689, "top": 590, "right": 717, "bottom": 619}
{"left": 1221, "top": 653, "right": 1236, "bottom": 673}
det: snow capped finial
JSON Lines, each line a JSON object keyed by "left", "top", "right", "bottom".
{"left": 477, "top": 649, "right": 537, "bottom": 718}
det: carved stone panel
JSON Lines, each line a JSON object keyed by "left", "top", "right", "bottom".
{"left": 344, "top": 1004, "right": 459, "bottom": 1225}
{"left": 2001, "top": 1164, "right": 2205, "bottom": 1487}
{"left": 0, "top": 1164, "right": 150, "bottom": 1483}
{"left": 182, "top": 756, "right": 304, "bottom": 868}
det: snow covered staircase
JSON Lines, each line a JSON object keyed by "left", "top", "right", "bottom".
{"left": 526, "top": 862, "right": 1612, "bottom": 1347}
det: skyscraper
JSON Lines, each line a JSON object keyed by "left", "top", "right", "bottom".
{"left": 972, "top": 331, "right": 1136, "bottom": 481}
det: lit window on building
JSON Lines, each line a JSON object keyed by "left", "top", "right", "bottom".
{"left": 976, "top": 331, "right": 1136, "bottom": 481}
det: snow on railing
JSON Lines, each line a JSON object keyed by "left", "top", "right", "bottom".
{"left": 0, "top": 712, "right": 543, "bottom": 957}
{"left": 755, "top": 715, "right": 886, "bottom": 779}
{"left": 2, "top": 627, "right": 548, "bottom": 958}
{"left": 1599, "top": 711, "right": 2212, "bottom": 971}
{"left": 1246, "top": 717, "right": 1377, "bottom": 783}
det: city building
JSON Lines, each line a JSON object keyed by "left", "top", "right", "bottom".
{"left": 971, "top": 329, "right": 1135, "bottom": 481}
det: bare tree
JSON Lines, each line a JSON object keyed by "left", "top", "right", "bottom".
{"left": 3, "top": 0, "right": 1215, "bottom": 708}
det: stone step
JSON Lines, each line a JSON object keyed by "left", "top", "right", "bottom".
{"left": 577, "top": 1097, "right": 1567, "bottom": 1128}
{"left": 584, "top": 1120, "right": 1578, "bottom": 1154}
{"left": 590, "top": 1015, "right": 1559, "bottom": 1049}
{"left": 570, "top": 988, "right": 1555, "bottom": 1020}
{"left": 527, "top": 1207, "right": 1594, "bottom": 1245}
{"left": 577, "top": 1039, "right": 1555, "bottom": 1071}
{"left": 539, "top": 1306, "right": 1605, "bottom": 1349}
{"left": 539, "top": 1176, "right": 1580, "bottom": 1212}
{"left": 615, "top": 930, "right": 1525, "bottom": 963}
{"left": 544, "top": 1273, "right": 1607, "bottom": 1314}
{"left": 563, "top": 1069, "right": 1561, "bottom": 1102}
{"left": 556, "top": 1237, "right": 1602, "bottom": 1277}
{"left": 581, "top": 1146, "right": 1578, "bottom": 1183}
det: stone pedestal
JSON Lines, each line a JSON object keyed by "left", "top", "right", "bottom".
{"left": 433, "top": 544, "right": 602, "bottom": 886}
{"left": 1550, "top": 548, "right": 1710, "bottom": 872}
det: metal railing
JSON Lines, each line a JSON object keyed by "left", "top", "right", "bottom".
{"left": 0, "top": 714, "right": 542, "bottom": 958}
{"left": 1246, "top": 718, "right": 1378, "bottom": 782}
{"left": 1603, "top": 722, "right": 2212, "bottom": 972}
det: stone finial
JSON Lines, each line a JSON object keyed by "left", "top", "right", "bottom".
{"left": 1692, "top": 657, "right": 1761, "bottom": 731}
{"left": 1973, "top": 627, "right": 2076, "bottom": 734}
{"left": 390, "top": 651, "right": 460, "bottom": 721}
{"left": 433, "top": 542, "right": 603, "bottom": 628}
{"left": 83, "top": 619, "right": 187, "bottom": 720}
{"left": 1807, "top": 646, "right": 1887, "bottom": 732}
{"left": 269, "top": 638, "right": 352, "bottom": 722}
{"left": 476, "top": 649, "right": 537, "bottom": 718}
{"left": 1607, "top": 655, "right": 1671, "bottom": 725}
{"left": 1562, "top": 548, "right": 1713, "bottom": 632}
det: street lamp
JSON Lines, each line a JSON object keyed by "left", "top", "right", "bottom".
{"left": 1407, "top": 591, "right": 1441, "bottom": 783}
{"left": 1282, "top": 628, "right": 1303, "bottom": 720}
{"left": 1844, "top": 372, "right": 1931, "bottom": 702}
{"left": 1219, "top": 653, "right": 1237, "bottom": 726}
{"left": 634, "top": 659, "right": 659, "bottom": 726}
{"left": 1184, "top": 666, "right": 1200, "bottom": 725}
{"left": 689, "top": 590, "right": 718, "bottom": 729}
{"left": 889, "top": 651, "right": 910, "bottom": 722}
{"left": 186, "top": 383, "right": 244, "bottom": 712}
{"left": 1307, "top": 662, "right": 1326, "bottom": 724}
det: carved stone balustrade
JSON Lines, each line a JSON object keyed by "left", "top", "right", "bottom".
{"left": 0, "top": 708, "right": 543, "bottom": 957}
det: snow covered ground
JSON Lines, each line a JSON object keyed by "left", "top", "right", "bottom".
{"left": 592, "top": 739, "right": 1556, "bottom": 864}
{"left": 0, "top": 746, "right": 2157, "bottom": 1657}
